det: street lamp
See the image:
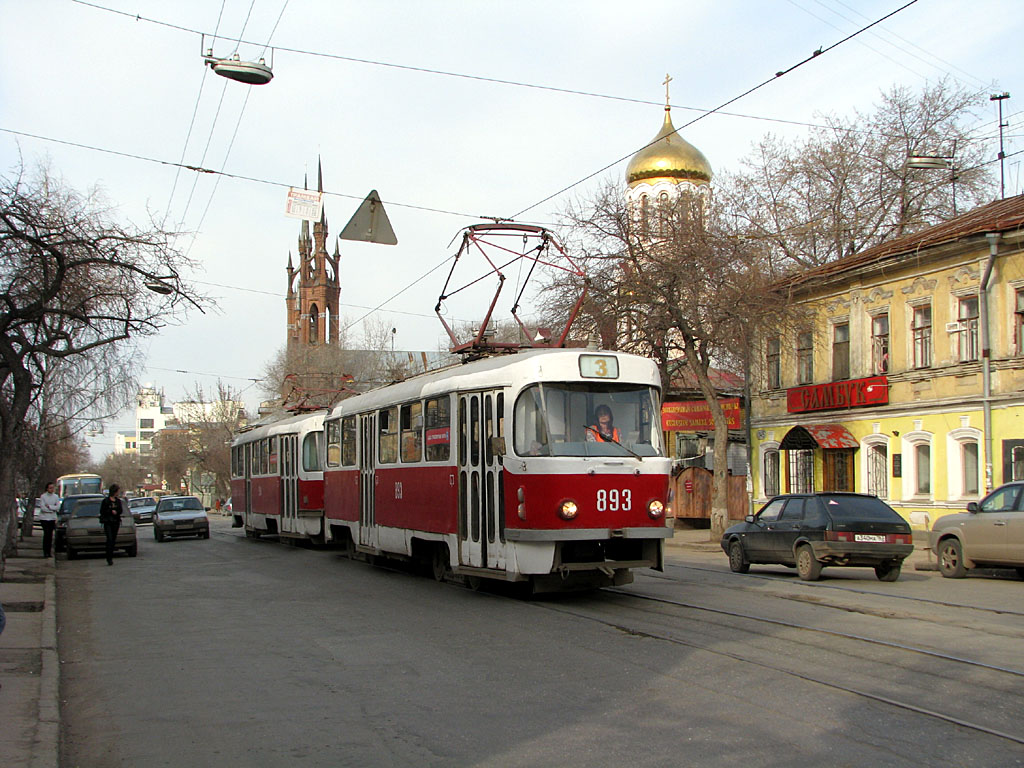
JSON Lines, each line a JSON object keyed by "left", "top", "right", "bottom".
{"left": 906, "top": 153, "right": 959, "bottom": 215}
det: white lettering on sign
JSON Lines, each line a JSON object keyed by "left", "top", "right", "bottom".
{"left": 596, "top": 488, "right": 632, "bottom": 512}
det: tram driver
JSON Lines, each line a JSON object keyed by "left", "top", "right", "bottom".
{"left": 585, "top": 404, "right": 621, "bottom": 443}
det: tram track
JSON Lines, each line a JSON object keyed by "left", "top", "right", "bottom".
{"left": 657, "top": 561, "right": 1024, "bottom": 618}
{"left": 529, "top": 587, "right": 1024, "bottom": 748}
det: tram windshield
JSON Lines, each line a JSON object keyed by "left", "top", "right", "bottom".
{"left": 513, "top": 383, "right": 664, "bottom": 458}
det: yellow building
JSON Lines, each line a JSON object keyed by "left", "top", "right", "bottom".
{"left": 750, "top": 196, "right": 1024, "bottom": 529}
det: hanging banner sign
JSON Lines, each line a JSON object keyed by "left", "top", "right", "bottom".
{"left": 285, "top": 188, "right": 324, "bottom": 221}
{"left": 661, "top": 398, "right": 743, "bottom": 431}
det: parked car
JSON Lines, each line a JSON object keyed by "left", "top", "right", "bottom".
{"left": 65, "top": 496, "right": 138, "bottom": 559}
{"left": 931, "top": 482, "right": 1024, "bottom": 579}
{"left": 721, "top": 493, "right": 914, "bottom": 581}
{"left": 153, "top": 496, "right": 210, "bottom": 542}
{"left": 127, "top": 496, "right": 157, "bottom": 524}
{"left": 55, "top": 494, "right": 105, "bottom": 553}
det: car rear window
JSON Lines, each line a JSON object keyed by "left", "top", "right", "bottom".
{"left": 162, "top": 498, "right": 203, "bottom": 511}
{"left": 819, "top": 495, "right": 900, "bottom": 521}
{"left": 72, "top": 501, "right": 102, "bottom": 518}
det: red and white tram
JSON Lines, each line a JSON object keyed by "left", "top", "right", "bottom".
{"left": 230, "top": 410, "right": 327, "bottom": 542}
{"left": 321, "top": 347, "right": 672, "bottom": 591}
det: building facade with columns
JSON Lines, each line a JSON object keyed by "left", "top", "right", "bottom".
{"left": 750, "top": 196, "right": 1024, "bottom": 529}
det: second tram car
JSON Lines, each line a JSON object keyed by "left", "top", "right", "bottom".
{"left": 230, "top": 410, "right": 327, "bottom": 542}
{"left": 322, "top": 347, "right": 672, "bottom": 591}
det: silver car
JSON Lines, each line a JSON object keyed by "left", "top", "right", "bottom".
{"left": 153, "top": 496, "right": 210, "bottom": 542}
{"left": 931, "top": 481, "right": 1024, "bottom": 579}
{"left": 65, "top": 497, "right": 138, "bottom": 559}
{"left": 128, "top": 496, "right": 157, "bottom": 524}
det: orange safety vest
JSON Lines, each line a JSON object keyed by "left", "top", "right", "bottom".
{"left": 587, "top": 425, "right": 621, "bottom": 443}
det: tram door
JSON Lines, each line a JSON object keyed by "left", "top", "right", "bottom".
{"left": 280, "top": 434, "right": 298, "bottom": 533}
{"left": 244, "top": 443, "right": 252, "bottom": 522}
{"left": 458, "top": 391, "right": 505, "bottom": 570}
{"left": 358, "top": 413, "right": 377, "bottom": 548}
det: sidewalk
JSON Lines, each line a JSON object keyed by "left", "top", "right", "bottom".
{"left": 0, "top": 534, "right": 59, "bottom": 768}
{"left": 665, "top": 523, "right": 937, "bottom": 569}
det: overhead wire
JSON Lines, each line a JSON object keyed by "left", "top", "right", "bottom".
{"left": 70, "top": 0, "right": 919, "bottom": 140}
{"left": 509, "top": 0, "right": 922, "bottom": 220}
{"left": 161, "top": 1, "right": 226, "bottom": 230}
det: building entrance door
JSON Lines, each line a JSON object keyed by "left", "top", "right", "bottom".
{"left": 824, "top": 449, "right": 855, "bottom": 492}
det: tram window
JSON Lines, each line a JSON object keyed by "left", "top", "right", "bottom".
{"left": 400, "top": 402, "right": 423, "bottom": 463}
{"left": 459, "top": 398, "right": 467, "bottom": 466}
{"left": 341, "top": 416, "right": 357, "bottom": 466}
{"left": 260, "top": 439, "right": 269, "bottom": 475}
{"left": 326, "top": 420, "right": 341, "bottom": 467}
{"left": 268, "top": 437, "right": 278, "bottom": 475}
{"left": 425, "top": 396, "right": 451, "bottom": 462}
{"left": 470, "top": 397, "right": 480, "bottom": 466}
{"left": 378, "top": 407, "right": 398, "bottom": 464}
{"left": 513, "top": 383, "right": 665, "bottom": 457}
{"left": 485, "top": 395, "right": 494, "bottom": 464}
{"left": 302, "top": 432, "right": 322, "bottom": 472}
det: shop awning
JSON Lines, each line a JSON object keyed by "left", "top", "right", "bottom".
{"left": 779, "top": 424, "right": 859, "bottom": 450}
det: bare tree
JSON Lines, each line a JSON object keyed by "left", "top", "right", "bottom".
{"left": 261, "top": 317, "right": 422, "bottom": 407}
{"left": 0, "top": 161, "right": 204, "bottom": 559}
{"left": 721, "top": 79, "right": 996, "bottom": 271}
{"left": 153, "top": 427, "right": 191, "bottom": 495}
{"left": 556, "top": 183, "right": 788, "bottom": 536}
{"left": 98, "top": 451, "right": 148, "bottom": 494}
{"left": 172, "top": 381, "right": 247, "bottom": 500}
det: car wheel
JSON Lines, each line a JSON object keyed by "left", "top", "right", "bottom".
{"left": 1017, "top": 568, "right": 1024, "bottom": 580}
{"left": 874, "top": 562, "right": 901, "bottom": 581}
{"left": 66, "top": 546, "right": 77, "bottom": 560}
{"left": 937, "top": 538, "right": 967, "bottom": 578}
{"left": 202, "top": 530, "right": 210, "bottom": 539}
{"left": 126, "top": 545, "right": 138, "bottom": 558}
{"left": 796, "top": 545, "right": 822, "bottom": 581}
{"left": 155, "top": 529, "right": 164, "bottom": 542}
{"left": 728, "top": 540, "right": 750, "bottom": 573}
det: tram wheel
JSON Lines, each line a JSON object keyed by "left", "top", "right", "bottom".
{"left": 465, "top": 575, "right": 483, "bottom": 591}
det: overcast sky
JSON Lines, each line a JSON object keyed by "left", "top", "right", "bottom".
{"left": 1, "top": 0, "right": 1020, "bottom": 458}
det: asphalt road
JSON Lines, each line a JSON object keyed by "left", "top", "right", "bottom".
{"left": 56, "top": 518, "right": 1024, "bottom": 767}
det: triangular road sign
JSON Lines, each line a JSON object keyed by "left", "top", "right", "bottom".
{"left": 339, "top": 190, "right": 398, "bottom": 245}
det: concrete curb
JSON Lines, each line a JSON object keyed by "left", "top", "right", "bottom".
{"left": 34, "top": 573, "right": 58, "bottom": 768}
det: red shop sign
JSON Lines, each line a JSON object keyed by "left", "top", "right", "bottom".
{"left": 787, "top": 376, "right": 888, "bottom": 413}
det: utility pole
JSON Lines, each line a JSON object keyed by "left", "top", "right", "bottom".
{"left": 990, "top": 92, "right": 1010, "bottom": 199}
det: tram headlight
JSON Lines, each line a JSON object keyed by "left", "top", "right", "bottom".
{"left": 558, "top": 500, "right": 579, "bottom": 520}
{"left": 648, "top": 500, "right": 665, "bottom": 519}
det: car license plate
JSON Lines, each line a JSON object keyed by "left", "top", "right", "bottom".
{"left": 855, "top": 534, "right": 886, "bottom": 542}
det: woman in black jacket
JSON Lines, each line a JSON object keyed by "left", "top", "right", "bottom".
{"left": 99, "top": 484, "right": 122, "bottom": 565}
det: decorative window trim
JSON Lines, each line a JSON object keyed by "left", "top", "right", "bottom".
{"left": 758, "top": 441, "right": 781, "bottom": 500}
{"left": 901, "top": 431, "right": 933, "bottom": 501}
{"left": 947, "top": 427, "right": 983, "bottom": 500}
{"left": 860, "top": 433, "right": 890, "bottom": 500}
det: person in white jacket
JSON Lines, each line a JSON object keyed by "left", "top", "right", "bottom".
{"left": 37, "top": 482, "right": 61, "bottom": 558}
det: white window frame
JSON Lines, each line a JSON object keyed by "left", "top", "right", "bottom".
{"left": 901, "top": 430, "right": 933, "bottom": 501}
{"left": 946, "top": 427, "right": 983, "bottom": 501}
{"left": 758, "top": 440, "right": 781, "bottom": 500}
{"left": 861, "top": 434, "right": 890, "bottom": 500}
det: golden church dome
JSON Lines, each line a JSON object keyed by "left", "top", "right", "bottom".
{"left": 626, "top": 108, "right": 712, "bottom": 187}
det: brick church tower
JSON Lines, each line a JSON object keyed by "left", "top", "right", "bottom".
{"left": 286, "top": 159, "right": 341, "bottom": 347}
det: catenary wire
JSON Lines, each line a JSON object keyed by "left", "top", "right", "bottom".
{"left": 69, "top": 0, "right": 922, "bottom": 141}
{"left": 509, "top": 0, "right": 921, "bottom": 220}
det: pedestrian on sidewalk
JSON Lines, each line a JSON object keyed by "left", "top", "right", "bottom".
{"left": 99, "top": 484, "right": 123, "bottom": 566}
{"left": 37, "top": 482, "right": 61, "bottom": 558}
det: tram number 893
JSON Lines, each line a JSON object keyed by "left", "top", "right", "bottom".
{"left": 596, "top": 488, "right": 632, "bottom": 512}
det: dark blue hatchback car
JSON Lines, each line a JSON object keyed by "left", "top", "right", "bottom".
{"left": 721, "top": 492, "right": 913, "bottom": 581}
